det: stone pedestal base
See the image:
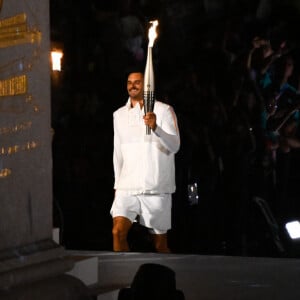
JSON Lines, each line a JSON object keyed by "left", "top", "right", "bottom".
{"left": 0, "top": 274, "right": 92, "bottom": 300}
{"left": 0, "top": 240, "right": 94, "bottom": 299}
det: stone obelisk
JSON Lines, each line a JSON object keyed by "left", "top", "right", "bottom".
{"left": 0, "top": 1, "right": 90, "bottom": 299}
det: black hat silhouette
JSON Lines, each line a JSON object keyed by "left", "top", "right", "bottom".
{"left": 118, "top": 263, "right": 185, "bottom": 300}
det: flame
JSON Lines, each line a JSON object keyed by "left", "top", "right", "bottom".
{"left": 148, "top": 20, "right": 158, "bottom": 47}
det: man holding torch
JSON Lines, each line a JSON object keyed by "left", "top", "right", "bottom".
{"left": 110, "top": 21, "right": 180, "bottom": 253}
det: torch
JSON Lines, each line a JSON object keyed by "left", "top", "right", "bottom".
{"left": 144, "top": 20, "right": 158, "bottom": 134}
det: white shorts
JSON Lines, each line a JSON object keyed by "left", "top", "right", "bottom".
{"left": 110, "top": 191, "right": 172, "bottom": 234}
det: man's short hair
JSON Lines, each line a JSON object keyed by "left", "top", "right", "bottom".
{"left": 125, "top": 65, "right": 144, "bottom": 79}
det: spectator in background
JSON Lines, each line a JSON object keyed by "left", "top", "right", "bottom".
{"left": 118, "top": 263, "right": 185, "bottom": 300}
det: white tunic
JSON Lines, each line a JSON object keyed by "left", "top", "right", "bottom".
{"left": 113, "top": 99, "right": 180, "bottom": 194}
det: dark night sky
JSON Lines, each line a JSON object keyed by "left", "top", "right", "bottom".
{"left": 50, "top": 0, "right": 300, "bottom": 257}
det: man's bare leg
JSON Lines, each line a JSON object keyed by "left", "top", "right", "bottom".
{"left": 112, "top": 216, "right": 132, "bottom": 251}
{"left": 151, "top": 233, "right": 171, "bottom": 253}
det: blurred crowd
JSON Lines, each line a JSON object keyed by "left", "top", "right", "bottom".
{"left": 160, "top": 1, "right": 300, "bottom": 255}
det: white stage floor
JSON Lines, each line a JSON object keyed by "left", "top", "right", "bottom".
{"left": 67, "top": 251, "right": 300, "bottom": 300}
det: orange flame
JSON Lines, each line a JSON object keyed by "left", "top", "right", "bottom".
{"left": 148, "top": 20, "right": 158, "bottom": 47}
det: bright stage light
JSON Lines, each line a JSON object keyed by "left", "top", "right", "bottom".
{"left": 51, "top": 50, "right": 63, "bottom": 71}
{"left": 285, "top": 221, "right": 300, "bottom": 239}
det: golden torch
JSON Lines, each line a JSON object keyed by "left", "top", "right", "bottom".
{"left": 144, "top": 20, "right": 158, "bottom": 134}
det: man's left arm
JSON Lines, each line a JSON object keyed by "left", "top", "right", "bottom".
{"left": 152, "top": 106, "right": 180, "bottom": 153}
